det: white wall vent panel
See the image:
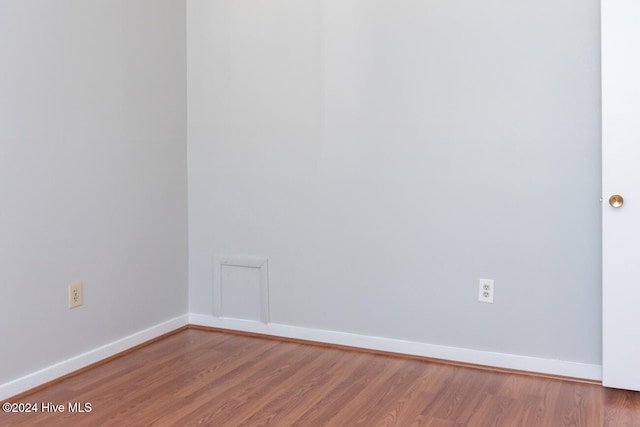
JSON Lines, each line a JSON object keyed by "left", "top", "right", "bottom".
{"left": 213, "top": 256, "right": 270, "bottom": 323}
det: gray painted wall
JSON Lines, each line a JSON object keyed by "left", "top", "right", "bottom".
{"left": 188, "top": 0, "right": 602, "bottom": 364}
{"left": 0, "top": 1, "right": 188, "bottom": 384}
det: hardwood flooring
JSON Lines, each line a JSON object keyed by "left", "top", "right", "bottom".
{"left": 1, "top": 328, "right": 639, "bottom": 426}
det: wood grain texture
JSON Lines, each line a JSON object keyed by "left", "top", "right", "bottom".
{"left": 1, "top": 328, "right": 638, "bottom": 426}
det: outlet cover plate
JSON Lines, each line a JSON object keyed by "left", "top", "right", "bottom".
{"left": 69, "top": 282, "right": 83, "bottom": 308}
{"left": 479, "top": 278, "right": 494, "bottom": 304}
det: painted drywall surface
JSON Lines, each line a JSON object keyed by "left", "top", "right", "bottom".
{"left": 0, "top": 1, "right": 187, "bottom": 383}
{"left": 188, "top": 0, "right": 601, "bottom": 363}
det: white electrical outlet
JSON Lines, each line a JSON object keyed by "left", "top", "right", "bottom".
{"left": 478, "top": 279, "right": 494, "bottom": 303}
{"left": 69, "top": 282, "right": 83, "bottom": 308}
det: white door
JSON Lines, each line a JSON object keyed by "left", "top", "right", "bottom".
{"left": 602, "top": 0, "right": 640, "bottom": 390}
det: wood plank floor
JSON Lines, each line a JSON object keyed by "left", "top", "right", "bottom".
{"left": 2, "top": 328, "right": 639, "bottom": 426}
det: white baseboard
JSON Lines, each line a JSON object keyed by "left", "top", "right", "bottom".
{"left": 0, "top": 314, "right": 189, "bottom": 401}
{"left": 1, "top": 313, "right": 602, "bottom": 402}
{"left": 189, "top": 314, "right": 602, "bottom": 381}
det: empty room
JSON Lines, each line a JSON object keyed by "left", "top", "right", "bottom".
{"left": 1, "top": 0, "right": 639, "bottom": 425}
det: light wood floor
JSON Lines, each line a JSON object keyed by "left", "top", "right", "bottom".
{"left": 1, "top": 327, "right": 639, "bottom": 426}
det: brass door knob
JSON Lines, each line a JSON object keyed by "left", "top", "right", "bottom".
{"left": 609, "top": 194, "right": 624, "bottom": 208}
